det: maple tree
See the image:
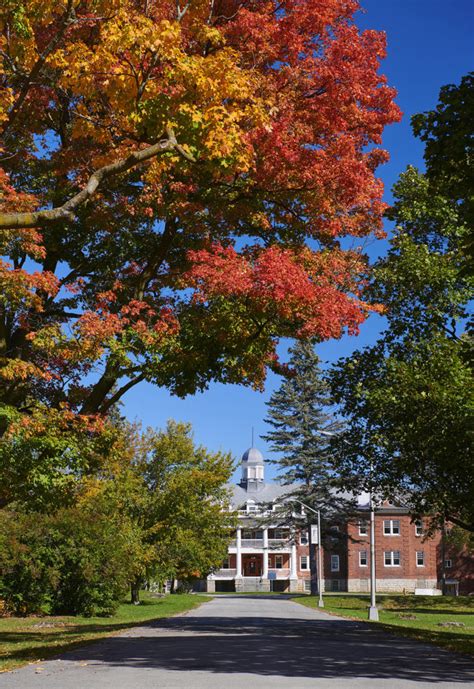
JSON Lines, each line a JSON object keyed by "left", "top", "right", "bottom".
{"left": 0, "top": 1, "right": 401, "bottom": 440}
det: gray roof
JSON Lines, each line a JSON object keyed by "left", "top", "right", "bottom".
{"left": 227, "top": 482, "right": 295, "bottom": 509}
{"left": 241, "top": 447, "right": 264, "bottom": 464}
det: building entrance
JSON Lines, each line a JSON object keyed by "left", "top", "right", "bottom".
{"left": 242, "top": 554, "right": 263, "bottom": 577}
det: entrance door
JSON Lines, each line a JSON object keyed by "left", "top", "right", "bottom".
{"left": 242, "top": 555, "right": 262, "bottom": 576}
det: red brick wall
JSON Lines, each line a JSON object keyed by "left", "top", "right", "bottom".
{"left": 346, "top": 513, "right": 442, "bottom": 585}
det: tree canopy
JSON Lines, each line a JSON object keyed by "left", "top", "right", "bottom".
{"left": 330, "top": 75, "right": 473, "bottom": 532}
{"left": 0, "top": 1, "right": 401, "bottom": 443}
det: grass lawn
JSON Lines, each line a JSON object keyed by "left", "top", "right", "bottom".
{"left": 0, "top": 592, "right": 208, "bottom": 673}
{"left": 294, "top": 593, "right": 474, "bottom": 656}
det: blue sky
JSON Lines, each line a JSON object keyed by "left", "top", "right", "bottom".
{"left": 123, "top": 0, "right": 474, "bottom": 479}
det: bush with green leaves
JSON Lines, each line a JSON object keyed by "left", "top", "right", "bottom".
{"left": 0, "top": 503, "right": 141, "bottom": 617}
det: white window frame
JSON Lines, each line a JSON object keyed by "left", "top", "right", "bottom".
{"left": 444, "top": 559, "right": 452, "bottom": 569}
{"left": 274, "top": 555, "right": 283, "bottom": 569}
{"left": 300, "top": 531, "right": 309, "bottom": 545}
{"left": 246, "top": 501, "right": 257, "bottom": 513}
{"left": 330, "top": 554, "right": 340, "bottom": 572}
{"left": 383, "top": 519, "right": 400, "bottom": 536}
{"left": 384, "top": 550, "right": 401, "bottom": 567}
{"left": 358, "top": 520, "right": 368, "bottom": 536}
{"left": 416, "top": 551, "right": 425, "bottom": 567}
{"left": 222, "top": 558, "right": 230, "bottom": 569}
{"left": 300, "top": 555, "right": 309, "bottom": 570}
{"left": 359, "top": 550, "right": 368, "bottom": 567}
{"left": 415, "top": 520, "right": 423, "bottom": 537}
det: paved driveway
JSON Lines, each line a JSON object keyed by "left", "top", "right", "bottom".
{"left": 1, "top": 595, "right": 473, "bottom": 689}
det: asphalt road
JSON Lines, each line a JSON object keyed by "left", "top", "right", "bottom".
{"left": 1, "top": 595, "right": 473, "bottom": 689}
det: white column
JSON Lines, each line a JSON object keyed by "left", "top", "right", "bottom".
{"left": 236, "top": 527, "right": 242, "bottom": 577}
{"left": 263, "top": 528, "right": 269, "bottom": 577}
{"left": 290, "top": 542, "right": 298, "bottom": 578}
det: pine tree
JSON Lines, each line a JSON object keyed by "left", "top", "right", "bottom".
{"left": 262, "top": 339, "right": 355, "bottom": 593}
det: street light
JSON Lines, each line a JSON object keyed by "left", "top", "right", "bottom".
{"left": 368, "top": 486, "right": 379, "bottom": 621}
{"left": 317, "top": 430, "right": 378, "bottom": 621}
{"left": 292, "top": 498, "right": 324, "bottom": 608}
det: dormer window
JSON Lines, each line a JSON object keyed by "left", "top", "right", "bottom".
{"left": 246, "top": 501, "right": 257, "bottom": 513}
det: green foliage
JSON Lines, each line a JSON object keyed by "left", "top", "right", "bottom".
{"left": 0, "top": 418, "right": 234, "bottom": 615}
{"left": 263, "top": 340, "right": 355, "bottom": 593}
{"left": 0, "top": 405, "right": 117, "bottom": 510}
{"left": 140, "top": 420, "right": 236, "bottom": 583}
{"left": 0, "top": 500, "right": 139, "bottom": 616}
{"left": 411, "top": 72, "right": 474, "bottom": 229}
{"left": 263, "top": 340, "right": 350, "bottom": 513}
{"left": 329, "top": 77, "right": 474, "bottom": 532}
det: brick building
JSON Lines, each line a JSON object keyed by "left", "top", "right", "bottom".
{"left": 201, "top": 446, "right": 473, "bottom": 595}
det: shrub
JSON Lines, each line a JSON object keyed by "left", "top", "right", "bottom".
{"left": 0, "top": 505, "right": 140, "bottom": 617}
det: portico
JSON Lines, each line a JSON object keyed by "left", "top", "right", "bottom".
{"left": 204, "top": 447, "right": 306, "bottom": 593}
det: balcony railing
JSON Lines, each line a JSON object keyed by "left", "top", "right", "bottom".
{"left": 268, "top": 568, "right": 290, "bottom": 579}
{"left": 214, "top": 568, "right": 237, "bottom": 578}
{"left": 241, "top": 539, "right": 264, "bottom": 547}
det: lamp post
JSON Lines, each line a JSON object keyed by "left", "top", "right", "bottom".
{"left": 293, "top": 499, "right": 324, "bottom": 608}
{"left": 368, "top": 486, "right": 379, "bottom": 621}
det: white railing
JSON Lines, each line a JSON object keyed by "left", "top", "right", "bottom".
{"left": 241, "top": 539, "right": 264, "bottom": 547}
{"left": 268, "top": 538, "right": 289, "bottom": 546}
{"left": 268, "top": 568, "right": 290, "bottom": 579}
{"left": 214, "top": 569, "right": 237, "bottom": 578}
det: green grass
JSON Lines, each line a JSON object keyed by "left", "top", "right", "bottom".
{"left": 293, "top": 594, "right": 474, "bottom": 656}
{"left": 209, "top": 591, "right": 296, "bottom": 595}
{"left": 0, "top": 592, "right": 208, "bottom": 673}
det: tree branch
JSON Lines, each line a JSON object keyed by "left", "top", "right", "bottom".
{"left": 446, "top": 513, "right": 474, "bottom": 533}
{"left": 100, "top": 373, "right": 146, "bottom": 413}
{"left": 1, "top": 0, "right": 77, "bottom": 137}
{"left": 0, "top": 128, "right": 196, "bottom": 230}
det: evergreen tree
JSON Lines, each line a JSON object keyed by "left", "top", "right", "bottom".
{"left": 262, "top": 340, "right": 355, "bottom": 593}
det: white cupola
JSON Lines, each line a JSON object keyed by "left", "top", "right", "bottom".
{"left": 240, "top": 447, "right": 265, "bottom": 492}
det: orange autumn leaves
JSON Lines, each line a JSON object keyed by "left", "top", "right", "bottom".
{"left": 0, "top": 0, "right": 400, "bottom": 422}
{"left": 187, "top": 244, "right": 374, "bottom": 341}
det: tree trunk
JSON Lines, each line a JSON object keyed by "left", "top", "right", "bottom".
{"left": 130, "top": 578, "right": 141, "bottom": 605}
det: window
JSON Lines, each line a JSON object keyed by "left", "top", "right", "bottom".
{"left": 331, "top": 579, "right": 340, "bottom": 591}
{"left": 246, "top": 501, "right": 257, "bottom": 513}
{"left": 222, "top": 558, "right": 230, "bottom": 569}
{"left": 275, "top": 555, "right": 283, "bottom": 569}
{"left": 304, "top": 580, "right": 311, "bottom": 592}
{"left": 416, "top": 551, "right": 425, "bottom": 567}
{"left": 384, "top": 551, "right": 401, "bottom": 567}
{"left": 273, "top": 528, "right": 288, "bottom": 540}
{"left": 300, "top": 531, "right": 309, "bottom": 545}
{"left": 300, "top": 555, "right": 309, "bottom": 570}
{"left": 358, "top": 520, "right": 368, "bottom": 536}
{"left": 444, "top": 559, "right": 452, "bottom": 569}
{"left": 384, "top": 519, "right": 400, "bottom": 536}
{"left": 331, "top": 554, "right": 340, "bottom": 572}
{"left": 415, "top": 520, "right": 423, "bottom": 537}
{"left": 359, "top": 550, "right": 368, "bottom": 567}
